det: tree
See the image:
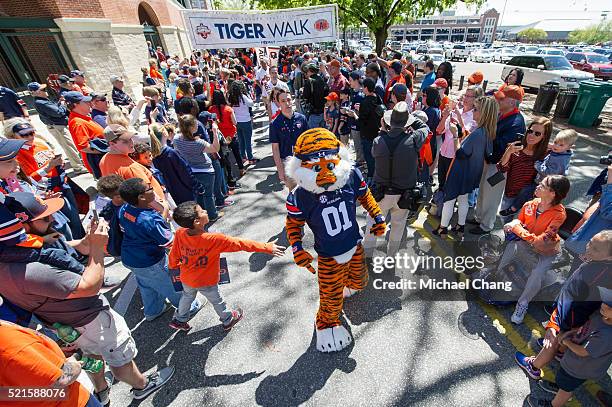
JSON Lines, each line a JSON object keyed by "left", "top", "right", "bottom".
{"left": 254, "top": 0, "right": 482, "bottom": 54}
{"left": 517, "top": 28, "right": 547, "bottom": 43}
{"left": 568, "top": 21, "right": 612, "bottom": 45}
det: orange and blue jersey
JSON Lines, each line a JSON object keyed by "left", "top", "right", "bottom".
{"left": 286, "top": 167, "right": 367, "bottom": 257}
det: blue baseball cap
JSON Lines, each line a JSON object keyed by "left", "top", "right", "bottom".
{"left": 0, "top": 138, "right": 26, "bottom": 161}
{"left": 64, "top": 91, "right": 92, "bottom": 103}
{"left": 0, "top": 195, "right": 27, "bottom": 247}
{"left": 27, "top": 82, "right": 47, "bottom": 92}
{"left": 70, "top": 70, "right": 85, "bottom": 78}
{"left": 599, "top": 286, "right": 612, "bottom": 306}
{"left": 11, "top": 122, "right": 35, "bottom": 137}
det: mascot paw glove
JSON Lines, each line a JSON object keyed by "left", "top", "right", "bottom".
{"left": 370, "top": 215, "right": 387, "bottom": 236}
{"left": 292, "top": 242, "right": 315, "bottom": 274}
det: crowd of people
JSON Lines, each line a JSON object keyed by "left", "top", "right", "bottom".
{"left": 0, "top": 43, "right": 610, "bottom": 407}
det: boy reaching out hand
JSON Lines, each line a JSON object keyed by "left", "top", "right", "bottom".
{"left": 168, "top": 201, "right": 286, "bottom": 332}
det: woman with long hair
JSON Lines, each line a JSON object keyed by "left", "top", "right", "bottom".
{"left": 228, "top": 81, "right": 256, "bottom": 165}
{"left": 436, "top": 61, "right": 453, "bottom": 95}
{"left": 208, "top": 90, "right": 246, "bottom": 176}
{"left": 497, "top": 116, "right": 552, "bottom": 222}
{"left": 434, "top": 96, "right": 498, "bottom": 237}
{"left": 500, "top": 68, "right": 525, "bottom": 94}
{"left": 174, "top": 114, "right": 221, "bottom": 221}
{"left": 421, "top": 86, "right": 441, "bottom": 182}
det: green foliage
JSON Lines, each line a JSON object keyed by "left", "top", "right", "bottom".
{"left": 517, "top": 28, "right": 547, "bottom": 42}
{"left": 254, "top": 0, "right": 483, "bottom": 53}
{"left": 568, "top": 21, "right": 612, "bottom": 45}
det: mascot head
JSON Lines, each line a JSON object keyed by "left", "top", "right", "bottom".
{"left": 285, "top": 128, "right": 353, "bottom": 194}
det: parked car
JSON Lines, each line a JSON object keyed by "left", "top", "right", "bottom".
{"left": 516, "top": 45, "right": 539, "bottom": 54}
{"left": 470, "top": 48, "right": 493, "bottom": 63}
{"left": 445, "top": 44, "right": 469, "bottom": 61}
{"left": 502, "top": 55, "right": 595, "bottom": 89}
{"left": 566, "top": 52, "right": 612, "bottom": 80}
{"left": 416, "top": 44, "right": 428, "bottom": 54}
{"left": 493, "top": 48, "right": 518, "bottom": 63}
{"left": 536, "top": 47, "right": 565, "bottom": 56}
{"left": 414, "top": 54, "right": 446, "bottom": 71}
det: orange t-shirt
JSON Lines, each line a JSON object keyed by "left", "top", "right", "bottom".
{"left": 440, "top": 95, "right": 450, "bottom": 112}
{"left": 208, "top": 105, "right": 236, "bottom": 138}
{"left": 150, "top": 67, "right": 164, "bottom": 80}
{"left": 16, "top": 140, "right": 57, "bottom": 182}
{"left": 68, "top": 111, "right": 104, "bottom": 153}
{"left": 99, "top": 153, "right": 165, "bottom": 202}
{"left": 0, "top": 321, "right": 90, "bottom": 407}
{"left": 168, "top": 228, "right": 273, "bottom": 287}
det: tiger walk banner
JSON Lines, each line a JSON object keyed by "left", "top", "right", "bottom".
{"left": 183, "top": 5, "right": 338, "bottom": 49}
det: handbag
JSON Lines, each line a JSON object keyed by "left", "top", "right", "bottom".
{"left": 487, "top": 170, "right": 506, "bottom": 187}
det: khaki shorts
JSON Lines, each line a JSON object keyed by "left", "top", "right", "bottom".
{"left": 74, "top": 307, "right": 137, "bottom": 368}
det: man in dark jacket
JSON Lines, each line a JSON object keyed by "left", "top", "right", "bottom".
{"left": 471, "top": 85, "right": 526, "bottom": 234}
{"left": 110, "top": 75, "right": 134, "bottom": 109}
{"left": 353, "top": 77, "right": 384, "bottom": 181}
{"left": 302, "top": 63, "right": 328, "bottom": 129}
{"left": 364, "top": 101, "right": 428, "bottom": 256}
{"left": 29, "top": 82, "right": 86, "bottom": 174}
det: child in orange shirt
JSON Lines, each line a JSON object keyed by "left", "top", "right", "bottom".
{"left": 168, "top": 201, "right": 285, "bottom": 332}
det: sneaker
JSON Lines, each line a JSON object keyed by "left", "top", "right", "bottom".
{"left": 223, "top": 307, "right": 243, "bottom": 331}
{"left": 249, "top": 159, "right": 260, "bottom": 165}
{"left": 514, "top": 352, "right": 542, "bottom": 380}
{"left": 510, "top": 302, "right": 529, "bottom": 325}
{"left": 469, "top": 226, "right": 490, "bottom": 235}
{"left": 527, "top": 395, "right": 553, "bottom": 407}
{"left": 208, "top": 212, "right": 224, "bottom": 223}
{"left": 94, "top": 385, "right": 111, "bottom": 407}
{"left": 511, "top": 302, "right": 529, "bottom": 324}
{"left": 223, "top": 199, "right": 235, "bottom": 207}
{"left": 169, "top": 319, "right": 192, "bottom": 332}
{"left": 145, "top": 303, "right": 172, "bottom": 322}
{"left": 538, "top": 380, "right": 560, "bottom": 395}
{"left": 130, "top": 366, "right": 175, "bottom": 400}
{"left": 229, "top": 183, "right": 242, "bottom": 190}
{"left": 543, "top": 303, "right": 556, "bottom": 317}
{"left": 499, "top": 208, "right": 517, "bottom": 217}
{"left": 466, "top": 217, "right": 480, "bottom": 225}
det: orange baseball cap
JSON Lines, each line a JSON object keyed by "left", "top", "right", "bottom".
{"left": 324, "top": 92, "right": 339, "bottom": 101}
{"left": 494, "top": 85, "right": 524, "bottom": 102}
{"left": 468, "top": 71, "right": 484, "bottom": 85}
{"left": 329, "top": 59, "right": 341, "bottom": 68}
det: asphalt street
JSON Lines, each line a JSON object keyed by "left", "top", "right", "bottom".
{"left": 27, "top": 61, "right": 610, "bottom": 406}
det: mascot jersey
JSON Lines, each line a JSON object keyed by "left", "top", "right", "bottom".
{"left": 286, "top": 167, "right": 367, "bottom": 258}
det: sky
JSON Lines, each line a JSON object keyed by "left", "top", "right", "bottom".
{"left": 451, "top": 0, "right": 610, "bottom": 26}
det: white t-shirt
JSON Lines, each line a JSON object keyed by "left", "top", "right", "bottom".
{"left": 255, "top": 66, "right": 269, "bottom": 83}
{"left": 261, "top": 79, "right": 289, "bottom": 98}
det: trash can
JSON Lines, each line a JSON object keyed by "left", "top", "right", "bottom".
{"left": 569, "top": 81, "right": 612, "bottom": 128}
{"left": 554, "top": 88, "right": 579, "bottom": 119}
{"left": 533, "top": 81, "right": 560, "bottom": 115}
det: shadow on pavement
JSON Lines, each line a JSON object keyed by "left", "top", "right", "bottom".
{"left": 249, "top": 228, "right": 290, "bottom": 273}
{"left": 254, "top": 328, "right": 356, "bottom": 407}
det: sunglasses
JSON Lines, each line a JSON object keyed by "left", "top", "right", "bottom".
{"left": 94, "top": 98, "right": 108, "bottom": 103}
{"left": 527, "top": 129, "right": 543, "bottom": 137}
{"left": 20, "top": 131, "right": 36, "bottom": 137}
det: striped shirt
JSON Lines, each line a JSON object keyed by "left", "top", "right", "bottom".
{"left": 173, "top": 135, "right": 214, "bottom": 173}
{"left": 498, "top": 150, "right": 537, "bottom": 197}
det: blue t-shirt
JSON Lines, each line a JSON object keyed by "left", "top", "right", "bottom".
{"left": 269, "top": 112, "right": 309, "bottom": 159}
{"left": 420, "top": 72, "right": 436, "bottom": 91}
{"left": 0, "top": 86, "right": 24, "bottom": 119}
{"left": 118, "top": 205, "right": 173, "bottom": 268}
{"left": 144, "top": 103, "right": 167, "bottom": 124}
{"left": 325, "top": 106, "right": 340, "bottom": 132}
{"left": 286, "top": 167, "right": 367, "bottom": 257}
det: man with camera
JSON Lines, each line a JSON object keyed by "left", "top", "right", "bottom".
{"left": 363, "top": 101, "right": 429, "bottom": 257}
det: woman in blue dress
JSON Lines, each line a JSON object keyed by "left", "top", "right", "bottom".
{"left": 434, "top": 96, "right": 499, "bottom": 237}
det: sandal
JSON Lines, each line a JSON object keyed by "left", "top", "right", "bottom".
{"left": 451, "top": 224, "right": 465, "bottom": 235}
{"left": 432, "top": 226, "right": 448, "bottom": 238}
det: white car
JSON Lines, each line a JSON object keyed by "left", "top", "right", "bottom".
{"left": 502, "top": 55, "right": 595, "bottom": 89}
{"left": 470, "top": 48, "right": 493, "bottom": 63}
{"left": 493, "top": 48, "right": 518, "bottom": 63}
{"left": 536, "top": 47, "right": 565, "bottom": 56}
{"left": 415, "top": 54, "right": 446, "bottom": 71}
{"left": 516, "top": 45, "right": 539, "bottom": 54}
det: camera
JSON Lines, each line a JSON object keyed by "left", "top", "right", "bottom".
{"left": 600, "top": 154, "right": 612, "bottom": 166}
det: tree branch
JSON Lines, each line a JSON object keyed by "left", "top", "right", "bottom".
{"left": 336, "top": 3, "right": 370, "bottom": 26}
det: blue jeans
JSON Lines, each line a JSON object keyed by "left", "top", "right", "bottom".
{"left": 85, "top": 393, "right": 103, "bottom": 407}
{"left": 193, "top": 171, "right": 218, "bottom": 219}
{"left": 211, "top": 159, "right": 226, "bottom": 206}
{"left": 126, "top": 255, "right": 181, "bottom": 320}
{"left": 307, "top": 113, "right": 325, "bottom": 129}
{"left": 236, "top": 121, "right": 253, "bottom": 160}
{"left": 361, "top": 138, "right": 375, "bottom": 179}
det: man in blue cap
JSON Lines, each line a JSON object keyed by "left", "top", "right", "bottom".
{"left": 0, "top": 85, "right": 29, "bottom": 122}
{"left": 29, "top": 82, "right": 86, "bottom": 175}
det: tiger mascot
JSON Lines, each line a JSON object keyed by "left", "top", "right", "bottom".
{"left": 285, "top": 128, "right": 386, "bottom": 353}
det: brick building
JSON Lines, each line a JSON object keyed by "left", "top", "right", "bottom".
{"left": 348, "top": 9, "right": 500, "bottom": 44}
{"left": 0, "top": 0, "right": 200, "bottom": 98}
